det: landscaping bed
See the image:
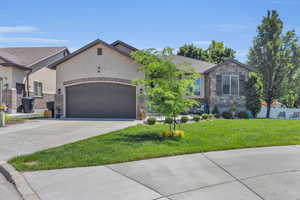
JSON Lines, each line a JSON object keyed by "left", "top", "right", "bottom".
{"left": 9, "top": 119, "right": 300, "bottom": 171}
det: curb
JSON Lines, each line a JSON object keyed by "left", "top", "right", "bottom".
{"left": 0, "top": 161, "right": 40, "bottom": 200}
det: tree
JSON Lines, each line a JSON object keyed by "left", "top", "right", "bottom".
{"left": 245, "top": 72, "right": 263, "bottom": 118}
{"left": 206, "top": 40, "right": 236, "bottom": 64}
{"left": 177, "top": 40, "right": 236, "bottom": 64}
{"left": 248, "top": 10, "right": 300, "bottom": 118}
{"left": 281, "top": 90, "right": 297, "bottom": 108}
{"left": 132, "top": 48, "right": 198, "bottom": 135}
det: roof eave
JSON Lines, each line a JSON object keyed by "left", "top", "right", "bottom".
{"left": 1, "top": 62, "right": 31, "bottom": 70}
{"left": 48, "top": 39, "right": 134, "bottom": 69}
{"left": 203, "top": 58, "right": 257, "bottom": 74}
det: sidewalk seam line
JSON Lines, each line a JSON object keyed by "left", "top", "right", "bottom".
{"left": 22, "top": 173, "right": 42, "bottom": 200}
{"left": 202, "top": 153, "right": 266, "bottom": 200}
{"left": 105, "top": 165, "right": 165, "bottom": 198}
{"left": 166, "top": 180, "right": 237, "bottom": 198}
{"left": 240, "top": 169, "right": 300, "bottom": 181}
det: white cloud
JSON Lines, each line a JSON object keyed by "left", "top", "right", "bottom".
{"left": 0, "top": 37, "right": 69, "bottom": 44}
{"left": 0, "top": 26, "right": 40, "bottom": 33}
{"left": 216, "top": 24, "right": 250, "bottom": 32}
{"left": 192, "top": 41, "right": 211, "bottom": 46}
{"left": 272, "top": 0, "right": 300, "bottom": 5}
{"left": 199, "top": 24, "right": 250, "bottom": 32}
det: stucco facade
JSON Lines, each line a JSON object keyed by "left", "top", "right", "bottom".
{"left": 55, "top": 42, "right": 144, "bottom": 118}
{"left": 0, "top": 47, "right": 68, "bottom": 113}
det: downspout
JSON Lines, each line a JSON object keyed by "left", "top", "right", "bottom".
{"left": 0, "top": 77, "right": 3, "bottom": 105}
{"left": 26, "top": 70, "right": 31, "bottom": 97}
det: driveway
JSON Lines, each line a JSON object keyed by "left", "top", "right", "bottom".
{"left": 0, "top": 119, "right": 139, "bottom": 200}
{"left": 0, "top": 119, "right": 139, "bottom": 161}
{"left": 23, "top": 145, "right": 300, "bottom": 200}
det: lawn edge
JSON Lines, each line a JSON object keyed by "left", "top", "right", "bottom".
{"left": 0, "top": 161, "right": 41, "bottom": 200}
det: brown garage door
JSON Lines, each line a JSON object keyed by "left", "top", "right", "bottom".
{"left": 66, "top": 82, "right": 136, "bottom": 118}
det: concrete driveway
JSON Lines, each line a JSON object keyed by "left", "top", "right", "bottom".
{"left": 0, "top": 119, "right": 138, "bottom": 200}
{"left": 23, "top": 145, "right": 300, "bottom": 200}
{"left": 0, "top": 119, "right": 138, "bottom": 161}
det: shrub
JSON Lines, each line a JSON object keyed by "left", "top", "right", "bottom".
{"left": 236, "top": 111, "right": 249, "bottom": 119}
{"left": 208, "top": 114, "right": 215, "bottom": 119}
{"left": 212, "top": 106, "right": 220, "bottom": 115}
{"left": 162, "top": 130, "right": 171, "bottom": 137}
{"left": 193, "top": 115, "right": 201, "bottom": 122}
{"left": 180, "top": 116, "right": 189, "bottom": 123}
{"left": 202, "top": 113, "right": 209, "bottom": 120}
{"left": 164, "top": 117, "right": 173, "bottom": 124}
{"left": 147, "top": 117, "right": 156, "bottom": 125}
{"left": 174, "top": 130, "right": 185, "bottom": 138}
{"left": 214, "top": 113, "right": 221, "bottom": 118}
{"left": 162, "top": 130, "right": 185, "bottom": 138}
{"left": 222, "top": 111, "right": 233, "bottom": 119}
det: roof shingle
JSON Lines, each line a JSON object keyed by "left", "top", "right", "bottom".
{"left": 0, "top": 47, "right": 67, "bottom": 67}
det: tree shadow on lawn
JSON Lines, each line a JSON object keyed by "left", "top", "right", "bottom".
{"left": 111, "top": 132, "right": 180, "bottom": 143}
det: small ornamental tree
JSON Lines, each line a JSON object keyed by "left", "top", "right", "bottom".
{"left": 245, "top": 72, "right": 263, "bottom": 118}
{"left": 132, "top": 48, "right": 199, "bottom": 135}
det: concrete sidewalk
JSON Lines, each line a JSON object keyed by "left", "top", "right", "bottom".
{"left": 23, "top": 145, "right": 300, "bottom": 200}
{"left": 0, "top": 173, "right": 21, "bottom": 200}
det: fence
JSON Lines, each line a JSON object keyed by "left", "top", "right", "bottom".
{"left": 257, "top": 106, "right": 300, "bottom": 119}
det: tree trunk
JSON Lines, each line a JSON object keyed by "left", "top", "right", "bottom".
{"left": 266, "top": 101, "right": 271, "bottom": 118}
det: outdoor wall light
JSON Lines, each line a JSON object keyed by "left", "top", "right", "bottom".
{"left": 139, "top": 88, "right": 144, "bottom": 94}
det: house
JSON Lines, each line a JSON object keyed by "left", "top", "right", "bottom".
{"left": 0, "top": 47, "right": 70, "bottom": 113}
{"left": 49, "top": 39, "right": 256, "bottom": 119}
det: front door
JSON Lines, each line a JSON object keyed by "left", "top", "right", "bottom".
{"left": 16, "top": 83, "right": 26, "bottom": 112}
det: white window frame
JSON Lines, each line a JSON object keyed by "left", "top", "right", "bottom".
{"left": 222, "top": 75, "right": 239, "bottom": 96}
{"left": 34, "top": 81, "right": 43, "bottom": 97}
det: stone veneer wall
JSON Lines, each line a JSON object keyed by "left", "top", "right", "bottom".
{"left": 29, "top": 92, "right": 55, "bottom": 109}
{"left": 207, "top": 62, "right": 250, "bottom": 112}
{"left": 2, "top": 89, "right": 17, "bottom": 113}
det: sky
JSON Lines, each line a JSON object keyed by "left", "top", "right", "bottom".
{"left": 1, "top": 0, "right": 300, "bottom": 62}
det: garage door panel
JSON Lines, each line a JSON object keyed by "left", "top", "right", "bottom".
{"left": 66, "top": 82, "right": 136, "bottom": 118}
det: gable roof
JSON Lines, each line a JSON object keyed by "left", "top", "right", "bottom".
{"left": 203, "top": 58, "right": 257, "bottom": 74}
{"left": 0, "top": 47, "right": 67, "bottom": 70}
{"left": 111, "top": 40, "right": 139, "bottom": 51}
{"left": 170, "top": 55, "right": 215, "bottom": 73}
{"left": 49, "top": 39, "right": 135, "bottom": 69}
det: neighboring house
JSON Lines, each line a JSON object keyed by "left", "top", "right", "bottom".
{"left": 0, "top": 47, "right": 70, "bottom": 113}
{"left": 49, "top": 39, "right": 256, "bottom": 119}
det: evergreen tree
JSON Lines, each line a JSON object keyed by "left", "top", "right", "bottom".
{"left": 248, "top": 10, "right": 300, "bottom": 117}
{"left": 245, "top": 73, "right": 263, "bottom": 118}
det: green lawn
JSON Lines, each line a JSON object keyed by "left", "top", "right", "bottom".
{"left": 9, "top": 119, "right": 300, "bottom": 171}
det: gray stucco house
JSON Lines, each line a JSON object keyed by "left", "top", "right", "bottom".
{"left": 49, "top": 39, "right": 256, "bottom": 119}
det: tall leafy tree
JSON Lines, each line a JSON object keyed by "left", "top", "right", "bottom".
{"left": 248, "top": 10, "right": 300, "bottom": 118}
{"left": 132, "top": 48, "right": 198, "bottom": 134}
{"left": 177, "top": 40, "right": 235, "bottom": 64}
{"left": 245, "top": 72, "right": 263, "bottom": 118}
{"left": 206, "top": 40, "right": 236, "bottom": 64}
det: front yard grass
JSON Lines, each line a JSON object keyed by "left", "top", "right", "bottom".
{"left": 9, "top": 119, "right": 300, "bottom": 171}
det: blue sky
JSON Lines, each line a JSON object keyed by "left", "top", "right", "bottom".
{"left": 1, "top": 0, "right": 300, "bottom": 61}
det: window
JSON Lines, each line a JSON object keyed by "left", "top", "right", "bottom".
{"left": 16, "top": 83, "right": 25, "bottom": 96}
{"left": 97, "top": 48, "right": 102, "bottom": 55}
{"left": 193, "top": 78, "right": 202, "bottom": 96}
{"left": 34, "top": 81, "right": 43, "bottom": 97}
{"left": 188, "top": 78, "right": 202, "bottom": 96}
{"left": 222, "top": 75, "right": 239, "bottom": 96}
